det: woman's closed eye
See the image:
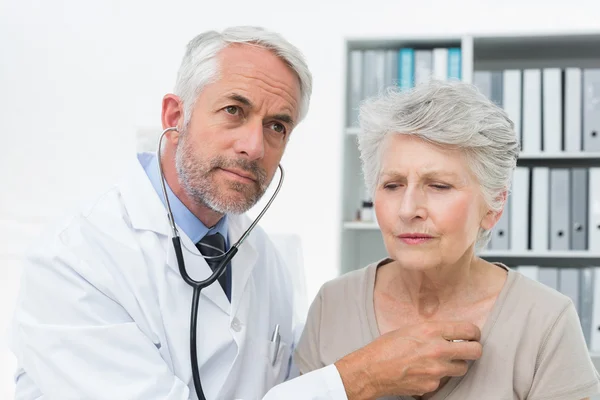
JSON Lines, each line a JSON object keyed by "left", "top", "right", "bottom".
{"left": 430, "top": 184, "right": 451, "bottom": 190}
{"left": 383, "top": 183, "right": 402, "bottom": 190}
{"left": 382, "top": 183, "right": 451, "bottom": 191}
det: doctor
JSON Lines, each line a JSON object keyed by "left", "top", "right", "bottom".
{"left": 10, "top": 26, "right": 482, "bottom": 399}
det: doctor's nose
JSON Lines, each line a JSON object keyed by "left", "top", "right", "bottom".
{"left": 234, "top": 121, "right": 265, "bottom": 161}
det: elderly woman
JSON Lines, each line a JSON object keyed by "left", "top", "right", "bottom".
{"left": 295, "top": 80, "right": 600, "bottom": 399}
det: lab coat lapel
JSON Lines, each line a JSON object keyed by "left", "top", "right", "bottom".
{"left": 119, "top": 154, "right": 231, "bottom": 315}
{"left": 118, "top": 153, "right": 171, "bottom": 236}
{"left": 228, "top": 215, "right": 259, "bottom": 317}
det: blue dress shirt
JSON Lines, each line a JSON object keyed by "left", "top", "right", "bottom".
{"left": 143, "top": 154, "right": 232, "bottom": 300}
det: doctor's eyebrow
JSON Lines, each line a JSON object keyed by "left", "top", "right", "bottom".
{"left": 226, "top": 93, "right": 295, "bottom": 127}
{"left": 227, "top": 93, "right": 253, "bottom": 107}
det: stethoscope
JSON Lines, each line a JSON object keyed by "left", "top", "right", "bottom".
{"left": 156, "top": 127, "right": 285, "bottom": 400}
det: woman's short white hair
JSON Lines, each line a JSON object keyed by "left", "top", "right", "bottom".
{"left": 174, "top": 26, "right": 312, "bottom": 127}
{"left": 357, "top": 79, "right": 520, "bottom": 250}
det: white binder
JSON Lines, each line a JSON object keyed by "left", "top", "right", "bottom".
{"left": 583, "top": 69, "right": 600, "bottom": 152}
{"left": 348, "top": 50, "right": 363, "bottom": 127}
{"left": 531, "top": 167, "right": 550, "bottom": 251}
{"left": 517, "top": 266, "right": 539, "bottom": 281}
{"left": 384, "top": 49, "right": 398, "bottom": 88}
{"left": 362, "top": 50, "right": 386, "bottom": 101}
{"left": 491, "top": 190, "right": 510, "bottom": 250}
{"left": 473, "top": 71, "right": 492, "bottom": 99}
{"left": 580, "top": 267, "right": 594, "bottom": 347}
{"left": 542, "top": 68, "right": 563, "bottom": 153}
{"left": 590, "top": 168, "right": 600, "bottom": 251}
{"left": 503, "top": 70, "right": 523, "bottom": 145}
{"left": 590, "top": 266, "right": 600, "bottom": 351}
{"left": 414, "top": 50, "right": 433, "bottom": 85}
{"left": 565, "top": 68, "right": 583, "bottom": 152}
{"left": 522, "top": 69, "right": 542, "bottom": 154}
{"left": 559, "top": 268, "right": 580, "bottom": 313}
{"left": 510, "top": 167, "right": 530, "bottom": 251}
{"left": 589, "top": 169, "right": 600, "bottom": 351}
{"left": 550, "top": 168, "right": 571, "bottom": 251}
{"left": 433, "top": 48, "right": 448, "bottom": 81}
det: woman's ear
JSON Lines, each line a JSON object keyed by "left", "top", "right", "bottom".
{"left": 481, "top": 190, "right": 507, "bottom": 231}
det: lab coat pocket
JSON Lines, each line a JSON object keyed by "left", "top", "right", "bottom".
{"left": 263, "top": 337, "right": 290, "bottom": 388}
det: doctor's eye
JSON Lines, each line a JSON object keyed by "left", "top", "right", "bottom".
{"left": 270, "top": 122, "right": 286, "bottom": 135}
{"left": 224, "top": 106, "right": 240, "bottom": 115}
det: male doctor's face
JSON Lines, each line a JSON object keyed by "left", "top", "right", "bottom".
{"left": 175, "top": 44, "right": 301, "bottom": 215}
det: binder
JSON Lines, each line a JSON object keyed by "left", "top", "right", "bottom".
{"left": 583, "top": 69, "right": 600, "bottom": 152}
{"left": 398, "top": 48, "right": 415, "bottom": 90}
{"left": 348, "top": 50, "right": 363, "bottom": 127}
{"left": 571, "top": 168, "right": 589, "bottom": 250}
{"left": 522, "top": 69, "right": 542, "bottom": 154}
{"left": 473, "top": 71, "right": 492, "bottom": 99}
{"left": 510, "top": 167, "right": 530, "bottom": 251}
{"left": 503, "top": 70, "right": 523, "bottom": 146}
{"left": 590, "top": 168, "right": 600, "bottom": 251}
{"left": 550, "top": 168, "right": 571, "bottom": 251}
{"left": 414, "top": 50, "right": 433, "bottom": 85}
{"left": 531, "top": 167, "right": 550, "bottom": 251}
{"left": 447, "top": 48, "right": 461, "bottom": 80}
{"left": 590, "top": 267, "right": 600, "bottom": 350}
{"left": 589, "top": 169, "right": 600, "bottom": 350}
{"left": 517, "top": 266, "right": 539, "bottom": 281}
{"left": 473, "top": 71, "right": 502, "bottom": 106}
{"left": 490, "top": 71, "right": 503, "bottom": 107}
{"left": 558, "top": 268, "right": 580, "bottom": 313}
{"left": 384, "top": 50, "right": 398, "bottom": 88}
{"left": 542, "top": 68, "right": 563, "bottom": 153}
{"left": 538, "top": 267, "right": 559, "bottom": 290}
{"left": 433, "top": 48, "right": 448, "bottom": 81}
{"left": 490, "top": 189, "right": 510, "bottom": 250}
{"left": 572, "top": 168, "right": 591, "bottom": 346}
{"left": 580, "top": 267, "right": 594, "bottom": 347}
{"left": 362, "top": 50, "right": 386, "bottom": 100}
{"left": 540, "top": 168, "right": 571, "bottom": 291}
{"left": 565, "top": 68, "right": 583, "bottom": 152}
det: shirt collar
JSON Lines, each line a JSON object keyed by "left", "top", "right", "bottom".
{"left": 142, "top": 153, "right": 228, "bottom": 245}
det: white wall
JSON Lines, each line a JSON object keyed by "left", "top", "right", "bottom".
{"left": 1, "top": 0, "right": 599, "bottom": 397}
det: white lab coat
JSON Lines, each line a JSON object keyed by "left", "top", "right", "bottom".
{"left": 9, "top": 155, "right": 346, "bottom": 400}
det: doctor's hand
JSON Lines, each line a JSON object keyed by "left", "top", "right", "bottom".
{"left": 334, "top": 321, "right": 482, "bottom": 400}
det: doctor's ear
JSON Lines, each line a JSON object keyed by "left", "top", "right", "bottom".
{"left": 161, "top": 94, "right": 185, "bottom": 141}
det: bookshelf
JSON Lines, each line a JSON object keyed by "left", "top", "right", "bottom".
{"left": 340, "top": 32, "right": 600, "bottom": 274}
{"left": 338, "top": 32, "right": 600, "bottom": 363}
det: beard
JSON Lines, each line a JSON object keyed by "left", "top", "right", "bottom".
{"left": 174, "top": 130, "right": 269, "bottom": 215}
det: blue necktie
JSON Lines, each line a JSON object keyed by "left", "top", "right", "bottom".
{"left": 196, "top": 233, "right": 231, "bottom": 301}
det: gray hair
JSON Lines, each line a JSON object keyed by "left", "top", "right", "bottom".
{"left": 173, "top": 26, "right": 312, "bottom": 127}
{"left": 357, "top": 79, "right": 520, "bottom": 250}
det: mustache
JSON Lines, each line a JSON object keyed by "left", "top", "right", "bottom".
{"left": 210, "top": 157, "right": 268, "bottom": 185}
